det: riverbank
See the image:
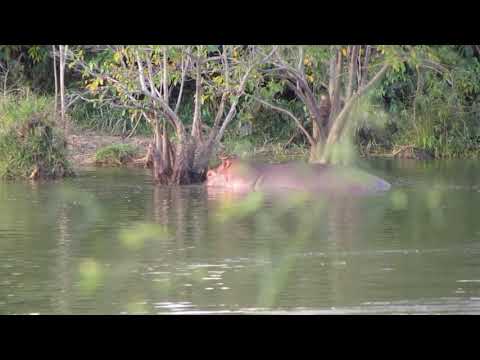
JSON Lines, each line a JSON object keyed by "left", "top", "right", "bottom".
{"left": 66, "top": 132, "right": 440, "bottom": 169}
{"left": 67, "top": 131, "right": 152, "bottom": 167}
{"left": 66, "top": 132, "right": 313, "bottom": 168}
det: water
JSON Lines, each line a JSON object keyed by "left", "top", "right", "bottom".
{"left": 1, "top": 159, "right": 480, "bottom": 314}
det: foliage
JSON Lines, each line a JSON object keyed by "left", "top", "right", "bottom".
{"left": 0, "top": 45, "right": 60, "bottom": 94}
{"left": 70, "top": 101, "right": 152, "bottom": 136}
{"left": 366, "top": 45, "right": 480, "bottom": 158}
{"left": 0, "top": 94, "right": 72, "bottom": 179}
{"left": 3, "top": 44, "right": 480, "bottom": 166}
{"left": 95, "top": 143, "right": 138, "bottom": 166}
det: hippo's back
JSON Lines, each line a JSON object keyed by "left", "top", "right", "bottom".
{"left": 254, "top": 163, "right": 391, "bottom": 194}
{"left": 311, "top": 165, "right": 391, "bottom": 193}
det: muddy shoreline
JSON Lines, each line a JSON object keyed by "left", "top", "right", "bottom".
{"left": 67, "top": 132, "right": 151, "bottom": 167}
{"left": 66, "top": 132, "right": 431, "bottom": 170}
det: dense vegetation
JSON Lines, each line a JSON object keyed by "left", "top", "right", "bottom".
{"left": 1, "top": 45, "right": 480, "bottom": 181}
{"left": 0, "top": 93, "right": 72, "bottom": 179}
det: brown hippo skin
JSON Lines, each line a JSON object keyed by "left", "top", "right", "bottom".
{"left": 205, "top": 158, "right": 391, "bottom": 194}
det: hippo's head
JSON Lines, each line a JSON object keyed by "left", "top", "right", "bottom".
{"left": 206, "top": 168, "right": 227, "bottom": 187}
{"left": 206, "top": 157, "right": 259, "bottom": 191}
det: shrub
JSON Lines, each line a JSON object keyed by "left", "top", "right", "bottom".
{"left": 95, "top": 144, "right": 138, "bottom": 166}
{"left": 0, "top": 94, "right": 73, "bottom": 179}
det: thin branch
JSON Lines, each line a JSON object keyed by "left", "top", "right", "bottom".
{"left": 297, "top": 46, "right": 304, "bottom": 92}
{"left": 209, "top": 46, "right": 230, "bottom": 132}
{"left": 325, "top": 63, "right": 390, "bottom": 147}
{"left": 135, "top": 50, "right": 150, "bottom": 95}
{"left": 134, "top": 49, "right": 184, "bottom": 135}
{"left": 249, "top": 95, "right": 314, "bottom": 146}
{"left": 346, "top": 45, "right": 359, "bottom": 99}
{"left": 52, "top": 46, "right": 58, "bottom": 122}
{"left": 222, "top": 45, "right": 230, "bottom": 92}
{"left": 146, "top": 55, "right": 162, "bottom": 99}
{"left": 361, "top": 45, "right": 371, "bottom": 87}
{"left": 174, "top": 54, "right": 189, "bottom": 114}
{"left": 65, "top": 89, "right": 91, "bottom": 109}
{"left": 215, "top": 46, "right": 278, "bottom": 142}
{"left": 264, "top": 65, "right": 329, "bottom": 90}
{"left": 191, "top": 48, "right": 203, "bottom": 138}
{"left": 419, "top": 60, "right": 453, "bottom": 86}
{"left": 163, "top": 46, "right": 168, "bottom": 104}
{"left": 277, "top": 70, "right": 324, "bottom": 140}
{"left": 126, "top": 112, "right": 142, "bottom": 139}
{"left": 212, "top": 93, "right": 227, "bottom": 129}
{"left": 59, "top": 45, "right": 68, "bottom": 137}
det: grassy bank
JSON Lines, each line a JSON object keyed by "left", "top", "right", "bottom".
{"left": 0, "top": 94, "right": 73, "bottom": 180}
{"left": 68, "top": 94, "right": 480, "bottom": 167}
{"left": 95, "top": 143, "right": 139, "bottom": 166}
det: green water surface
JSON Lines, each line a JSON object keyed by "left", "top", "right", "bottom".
{"left": 1, "top": 159, "right": 480, "bottom": 314}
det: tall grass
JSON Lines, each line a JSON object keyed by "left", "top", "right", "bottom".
{"left": 0, "top": 93, "right": 73, "bottom": 179}
{"left": 392, "top": 96, "right": 480, "bottom": 158}
{"left": 70, "top": 102, "right": 152, "bottom": 136}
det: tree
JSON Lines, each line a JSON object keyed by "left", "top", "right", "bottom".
{"left": 253, "top": 45, "right": 396, "bottom": 163}
{"left": 68, "top": 45, "right": 275, "bottom": 184}
{"left": 55, "top": 45, "right": 68, "bottom": 137}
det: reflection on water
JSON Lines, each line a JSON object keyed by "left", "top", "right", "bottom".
{"left": 1, "top": 160, "right": 480, "bottom": 314}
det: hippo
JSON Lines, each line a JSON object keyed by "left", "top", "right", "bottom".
{"left": 205, "top": 157, "right": 391, "bottom": 195}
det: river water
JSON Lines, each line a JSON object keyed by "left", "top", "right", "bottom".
{"left": 1, "top": 159, "right": 480, "bottom": 314}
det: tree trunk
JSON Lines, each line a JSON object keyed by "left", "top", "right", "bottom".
{"left": 191, "top": 57, "right": 203, "bottom": 141}
{"left": 319, "top": 63, "right": 390, "bottom": 163}
{"left": 192, "top": 137, "right": 218, "bottom": 177}
{"left": 306, "top": 47, "right": 342, "bottom": 162}
{"left": 59, "top": 45, "right": 68, "bottom": 143}
{"left": 149, "top": 110, "right": 175, "bottom": 184}
{"left": 172, "top": 138, "right": 195, "bottom": 185}
{"left": 161, "top": 120, "right": 173, "bottom": 174}
{"left": 346, "top": 45, "right": 359, "bottom": 100}
{"left": 361, "top": 46, "right": 371, "bottom": 88}
{"left": 52, "top": 46, "right": 58, "bottom": 124}
{"left": 309, "top": 141, "right": 324, "bottom": 162}
{"left": 174, "top": 55, "right": 188, "bottom": 114}
{"left": 327, "top": 48, "right": 343, "bottom": 133}
{"left": 309, "top": 93, "right": 332, "bottom": 162}
{"left": 154, "top": 113, "right": 162, "bottom": 151}
{"left": 312, "top": 118, "right": 322, "bottom": 143}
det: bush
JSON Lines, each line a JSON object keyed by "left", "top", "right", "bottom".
{"left": 0, "top": 94, "right": 73, "bottom": 179}
{"left": 95, "top": 144, "right": 138, "bottom": 166}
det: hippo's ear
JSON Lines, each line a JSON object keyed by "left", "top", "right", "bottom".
{"left": 207, "top": 170, "right": 216, "bottom": 177}
{"left": 223, "top": 159, "right": 233, "bottom": 169}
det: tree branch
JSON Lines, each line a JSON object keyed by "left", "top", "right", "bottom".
{"left": 324, "top": 62, "right": 390, "bottom": 148}
{"left": 135, "top": 49, "right": 185, "bottom": 136}
{"left": 163, "top": 46, "right": 168, "bottom": 103}
{"left": 361, "top": 45, "right": 371, "bottom": 87}
{"left": 346, "top": 45, "right": 359, "bottom": 99}
{"left": 214, "top": 46, "right": 278, "bottom": 143}
{"left": 191, "top": 48, "right": 203, "bottom": 138}
{"left": 174, "top": 54, "right": 189, "bottom": 114}
{"left": 146, "top": 55, "right": 162, "bottom": 99}
{"left": 249, "top": 95, "right": 314, "bottom": 146}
